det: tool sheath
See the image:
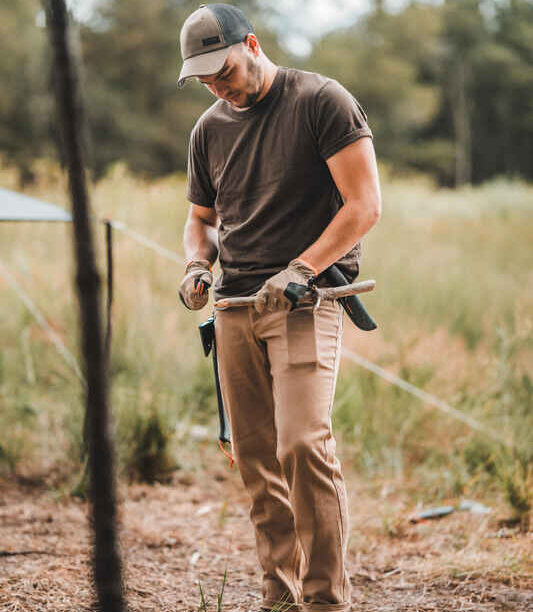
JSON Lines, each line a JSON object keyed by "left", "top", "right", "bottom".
{"left": 320, "top": 264, "right": 377, "bottom": 331}
{"left": 198, "top": 315, "right": 231, "bottom": 443}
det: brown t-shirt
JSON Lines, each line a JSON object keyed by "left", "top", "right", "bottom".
{"left": 186, "top": 66, "right": 373, "bottom": 299}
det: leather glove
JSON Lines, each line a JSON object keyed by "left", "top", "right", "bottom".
{"left": 254, "top": 258, "right": 316, "bottom": 314}
{"left": 178, "top": 259, "right": 213, "bottom": 310}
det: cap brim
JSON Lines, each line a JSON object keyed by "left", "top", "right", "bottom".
{"left": 177, "top": 46, "right": 231, "bottom": 88}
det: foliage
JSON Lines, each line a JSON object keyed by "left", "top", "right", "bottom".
{"left": 309, "top": 2, "right": 444, "bottom": 175}
{"left": 130, "top": 410, "right": 175, "bottom": 483}
{"left": 0, "top": 0, "right": 51, "bottom": 184}
{"left": 197, "top": 568, "right": 228, "bottom": 612}
{"left": 462, "top": 320, "right": 533, "bottom": 530}
{"left": 268, "top": 590, "right": 298, "bottom": 611}
{"left": 1, "top": 1, "right": 532, "bottom": 185}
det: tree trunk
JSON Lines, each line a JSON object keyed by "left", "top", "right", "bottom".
{"left": 451, "top": 57, "right": 472, "bottom": 186}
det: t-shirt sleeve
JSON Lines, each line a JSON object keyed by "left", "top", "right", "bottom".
{"left": 186, "top": 122, "right": 216, "bottom": 208}
{"left": 314, "top": 79, "right": 373, "bottom": 160}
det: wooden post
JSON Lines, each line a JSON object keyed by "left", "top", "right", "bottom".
{"left": 44, "top": 1, "right": 125, "bottom": 610}
{"left": 105, "top": 220, "right": 114, "bottom": 365}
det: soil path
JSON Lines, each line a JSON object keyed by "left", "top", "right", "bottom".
{"left": 1, "top": 452, "right": 532, "bottom": 611}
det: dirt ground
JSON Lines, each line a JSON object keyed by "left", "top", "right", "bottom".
{"left": 1, "top": 449, "right": 532, "bottom": 612}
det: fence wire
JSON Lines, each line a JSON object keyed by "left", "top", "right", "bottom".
{"left": 341, "top": 347, "right": 512, "bottom": 448}
{"left": 0, "top": 258, "right": 85, "bottom": 383}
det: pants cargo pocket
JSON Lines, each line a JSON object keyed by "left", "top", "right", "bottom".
{"left": 286, "top": 306, "right": 317, "bottom": 366}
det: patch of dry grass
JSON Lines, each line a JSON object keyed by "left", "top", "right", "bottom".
{"left": 0, "top": 450, "right": 531, "bottom": 611}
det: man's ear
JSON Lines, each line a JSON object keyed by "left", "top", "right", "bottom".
{"left": 244, "top": 33, "right": 260, "bottom": 56}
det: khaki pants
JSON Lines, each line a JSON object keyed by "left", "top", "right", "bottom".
{"left": 214, "top": 299, "right": 351, "bottom": 612}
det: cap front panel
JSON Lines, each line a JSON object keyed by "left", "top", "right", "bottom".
{"left": 178, "top": 46, "right": 231, "bottom": 87}
{"left": 180, "top": 6, "right": 226, "bottom": 60}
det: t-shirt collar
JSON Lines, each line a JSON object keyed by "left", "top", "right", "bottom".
{"left": 223, "top": 65, "right": 286, "bottom": 119}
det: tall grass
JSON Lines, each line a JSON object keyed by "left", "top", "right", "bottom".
{"left": 332, "top": 171, "right": 533, "bottom": 520}
{"left": 0, "top": 160, "right": 531, "bottom": 521}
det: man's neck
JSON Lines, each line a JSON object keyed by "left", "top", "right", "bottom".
{"left": 256, "top": 62, "right": 279, "bottom": 104}
{"left": 233, "top": 61, "right": 279, "bottom": 112}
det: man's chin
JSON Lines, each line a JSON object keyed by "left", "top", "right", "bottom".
{"left": 230, "top": 100, "right": 248, "bottom": 111}
{"left": 230, "top": 92, "right": 259, "bottom": 110}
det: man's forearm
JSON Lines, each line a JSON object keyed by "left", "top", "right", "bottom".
{"left": 183, "top": 216, "right": 219, "bottom": 265}
{"left": 298, "top": 197, "right": 380, "bottom": 275}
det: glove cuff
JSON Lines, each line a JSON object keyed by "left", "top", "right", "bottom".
{"left": 185, "top": 259, "right": 212, "bottom": 274}
{"left": 289, "top": 258, "right": 318, "bottom": 280}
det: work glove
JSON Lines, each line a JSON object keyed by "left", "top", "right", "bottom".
{"left": 254, "top": 258, "right": 316, "bottom": 314}
{"left": 178, "top": 259, "right": 212, "bottom": 310}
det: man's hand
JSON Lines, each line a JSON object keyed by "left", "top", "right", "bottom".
{"left": 254, "top": 259, "right": 316, "bottom": 314}
{"left": 178, "top": 259, "right": 213, "bottom": 310}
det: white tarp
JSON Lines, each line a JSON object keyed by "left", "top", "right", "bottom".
{"left": 0, "top": 187, "right": 71, "bottom": 222}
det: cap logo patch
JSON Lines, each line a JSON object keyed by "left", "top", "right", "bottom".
{"left": 203, "top": 35, "right": 221, "bottom": 46}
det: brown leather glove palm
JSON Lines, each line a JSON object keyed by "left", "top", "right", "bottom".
{"left": 178, "top": 259, "right": 213, "bottom": 310}
{"left": 254, "top": 259, "right": 316, "bottom": 314}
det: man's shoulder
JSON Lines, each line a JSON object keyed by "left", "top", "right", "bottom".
{"left": 284, "top": 68, "right": 368, "bottom": 125}
{"left": 285, "top": 67, "right": 361, "bottom": 106}
{"left": 283, "top": 67, "right": 334, "bottom": 97}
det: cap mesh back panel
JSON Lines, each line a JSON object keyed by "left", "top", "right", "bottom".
{"left": 210, "top": 3, "right": 254, "bottom": 45}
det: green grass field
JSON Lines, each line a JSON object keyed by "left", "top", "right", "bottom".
{"left": 1, "top": 161, "right": 531, "bottom": 521}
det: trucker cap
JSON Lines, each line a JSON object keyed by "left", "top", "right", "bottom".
{"left": 178, "top": 3, "right": 255, "bottom": 88}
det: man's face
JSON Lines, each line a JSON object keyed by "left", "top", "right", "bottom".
{"left": 197, "top": 41, "right": 263, "bottom": 109}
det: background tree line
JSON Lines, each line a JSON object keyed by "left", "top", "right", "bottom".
{"left": 1, "top": 0, "right": 532, "bottom": 187}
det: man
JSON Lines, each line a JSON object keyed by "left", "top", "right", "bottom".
{"left": 177, "top": 4, "right": 381, "bottom": 611}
